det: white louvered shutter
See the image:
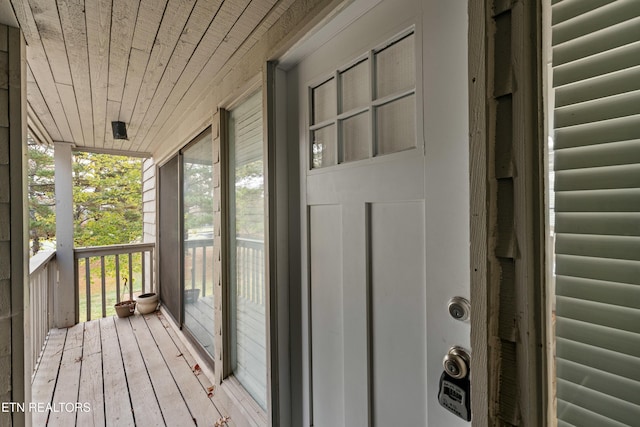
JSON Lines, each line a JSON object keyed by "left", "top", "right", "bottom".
{"left": 551, "top": 0, "right": 640, "bottom": 425}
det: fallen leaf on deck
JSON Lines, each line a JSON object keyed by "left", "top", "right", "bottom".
{"left": 193, "top": 363, "right": 202, "bottom": 375}
{"left": 207, "top": 385, "right": 215, "bottom": 398}
{"left": 214, "top": 416, "right": 230, "bottom": 426}
{"left": 176, "top": 353, "right": 183, "bottom": 357}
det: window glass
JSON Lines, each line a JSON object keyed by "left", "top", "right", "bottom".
{"left": 309, "top": 31, "right": 417, "bottom": 168}
{"left": 228, "top": 91, "right": 267, "bottom": 409}
{"left": 375, "top": 33, "right": 415, "bottom": 99}
{"left": 182, "top": 130, "right": 215, "bottom": 358}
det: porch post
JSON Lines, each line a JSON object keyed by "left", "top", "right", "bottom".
{"left": 54, "top": 142, "right": 76, "bottom": 327}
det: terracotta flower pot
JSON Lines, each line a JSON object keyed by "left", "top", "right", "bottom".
{"left": 115, "top": 300, "right": 136, "bottom": 318}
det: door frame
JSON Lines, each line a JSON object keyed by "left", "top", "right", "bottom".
{"left": 468, "top": 0, "right": 547, "bottom": 425}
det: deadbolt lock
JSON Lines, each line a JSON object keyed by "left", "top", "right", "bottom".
{"left": 442, "top": 346, "right": 471, "bottom": 380}
{"left": 448, "top": 296, "right": 471, "bottom": 321}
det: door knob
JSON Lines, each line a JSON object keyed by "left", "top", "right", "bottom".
{"left": 439, "top": 346, "right": 472, "bottom": 420}
{"left": 442, "top": 346, "right": 470, "bottom": 379}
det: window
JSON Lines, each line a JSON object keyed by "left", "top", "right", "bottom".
{"left": 227, "top": 90, "right": 267, "bottom": 409}
{"left": 310, "top": 31, "right": 417, "bottom": 169}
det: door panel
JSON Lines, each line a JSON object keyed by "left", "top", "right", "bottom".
{"left": 291, "top": 0, "right": 470, "bottom": 425}
{"left": 371, "top": 201, "right": 426, "bottom": 426}
{"left": 309, "top": 204, "right": 344, "bottom": 426}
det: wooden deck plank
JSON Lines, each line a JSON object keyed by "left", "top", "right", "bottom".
{"left": 129, "top": 314, "right": 195, "bottom": 426}
{"left": 32, "top": 312, "right": 260, "bottom": 426}
{"left": 113, "top": 316, "right": 165, "bottom": 426}
{"left": 48, "top": 323, "right": 84, "bottom": 427}
{"left": 31, "top": 328, "right": 67, "bottom": 427}
{"left": 157, "top": 311, "right": 261, "bottom": 427}
{"left": 100, "top": 317, "right": 135, "bottom": 427}
{"left": 77, "top": 319, "right": 106, "bottom": 427}
{"left": 143, "top": 312, "right": 223, "bottom": 426}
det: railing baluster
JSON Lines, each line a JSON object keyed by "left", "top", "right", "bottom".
{"left": 101, "top": 256, "right": 106, "bottom": 318}
{"left": 115, "top": 255, "right": 120, "bottom": 303}
{"left": 128, "top": 253, "right": 133, "bottom": 300}
{"left": 191, "top": 246, "right": 196, "bottom": 292}
{"left": 202, "top": 245, "right": 207, "bottom": 297}
{"left": 150, "top": 248, "right": 154, "bottom": 294}
{"left": 85, "top": 257, "right": 91, "bottom": 321}
{"left": 142, "top": 250, "right": 146, "bottom": 294}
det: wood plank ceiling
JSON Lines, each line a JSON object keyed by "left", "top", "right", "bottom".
{"left": 10, "top": 0, "right": 294, "bottom": 154}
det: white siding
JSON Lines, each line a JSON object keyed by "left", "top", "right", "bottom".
{"left": 142, "top": 157, "right": 156, "bottom": 291}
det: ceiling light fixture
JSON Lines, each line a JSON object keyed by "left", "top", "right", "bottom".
{"left": 111, "top": 121, "right": 128, "bottom": 140}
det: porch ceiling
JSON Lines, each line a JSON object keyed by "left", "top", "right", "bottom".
{"left": 10, "top": 0, "right": 292, "bottom": 155}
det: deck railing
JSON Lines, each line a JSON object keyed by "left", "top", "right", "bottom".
{"left": 183, "top": 237, "right": 265, "bottom": 305}
{"left": 74, "top": 243, "right": 155, "bottom": 321}
{"left": 29, "top": 249, "right": 57, "bottom": 377}
{"left": 236, "top": 237, "right": 264, "bottom": 306}
{"left": 184, "top": 238, "right": 214, "bottom": 298}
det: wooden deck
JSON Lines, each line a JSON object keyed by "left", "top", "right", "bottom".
{"left": 31, "top": 311, "right": 241, "bottom": 427}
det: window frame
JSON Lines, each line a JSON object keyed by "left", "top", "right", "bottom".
{"left": 217, "top": 81, "right": 272, "bottom": 425}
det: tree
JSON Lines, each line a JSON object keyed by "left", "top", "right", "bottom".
{"left": 183, "top": 158, "right": 214, "bottom": 235}
{"left": 27, "top": 137, "right": 56, "bottom": 255}
{"left": 72, "top": 152, "right": 143, "bottom": 247}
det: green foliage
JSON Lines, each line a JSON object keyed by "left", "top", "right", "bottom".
{"left": 234, "top": 159, "right": 264, "bottom": 239}
{"left": 72, "top": 152, "right": 143, "bottom": 247}
{"left": 27, "top": 138, "right": 56, "bottom": 255}
{"left": 183, "top": 159, "right": 214, "bottom": 234}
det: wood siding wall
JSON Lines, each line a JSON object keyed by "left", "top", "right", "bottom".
{"left": 470, "top": 0, "right": 546, "bottom": 425}
{"left": 0, "top": 24, "right": 27, "bottom": 427}
{"left": 142, "top": 157, "right": 156, "bottom": 244}
{"left": 142, "top": 157, "right": 156, "bottom": 291}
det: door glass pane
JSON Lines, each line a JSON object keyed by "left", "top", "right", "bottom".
{"left": 229, "top": 91, "right": 267, "bottom": 409}
{"left": 375, "top": 33, "right": 415, "bottom": 99}
{"left": 341, "top": 112, "right": 370, "bottom": 162}
{"left": 182, "top": 130, "right": 215, "bottom": 358}
{"left": 340, "top": 59, "right": 370, "bottom": 112}
{"left": 376, "top": 94, "right": 416, "bottom": 155}
{"left": 312, "top": 124, "right": 337, "bottom": 168}
{"left": 313, "top": 78, "right": 336, "bottom": 124}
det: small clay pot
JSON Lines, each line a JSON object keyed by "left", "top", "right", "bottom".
{"left": 115, "top": 300, "right": 136, "bottom": 318}
{"left": 136, "top": 292, "right": 158, "bottom": 315}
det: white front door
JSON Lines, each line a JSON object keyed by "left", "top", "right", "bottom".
{"left": 289, "top": 0, "right": 470, "bottom": 425}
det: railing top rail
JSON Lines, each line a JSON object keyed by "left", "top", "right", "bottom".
{"left": 29, "top": 250, "right": 56, "bottom": 276}
{"left": 184, "top": 238, "right": 214, "bottom": 249}
{"left": 74, "top": 242, "right": 155, "bottom": 259}
{"left": 236, "top": 237, "right": 264, "bottom": 244}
